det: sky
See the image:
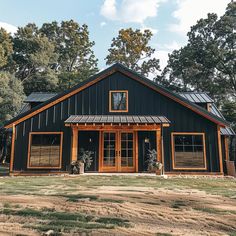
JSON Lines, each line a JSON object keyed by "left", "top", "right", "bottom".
{"left": 0, "top": 0, "right": 230, "bottom": 71}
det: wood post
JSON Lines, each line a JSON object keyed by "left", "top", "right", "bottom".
{"left": 9, "top": 124, "right": 15, "bottom": 172}
{"left": 71, "top": 126, "right": 78, "bottom": 162}
{"left": 135, "top": 131, "right": 138, "bottom": 172}
{"left": 224, "top": 136, "right": 229, "bottom": 161}
{"left": 156, "top": 129, "right": 162, "bottom": 162}
{"left": 217, "top": 126, "right": 223, "bottom": 174}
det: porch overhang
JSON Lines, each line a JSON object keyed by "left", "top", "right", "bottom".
{"left": 64, "top": 115, "right": 170, "bottom": 130}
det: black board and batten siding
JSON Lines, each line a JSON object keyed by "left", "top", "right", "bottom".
{"left": 13, "top": 71, "right": 220, "bottom": 172}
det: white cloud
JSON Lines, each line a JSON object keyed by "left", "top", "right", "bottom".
{"left": 0, "top": 22, "right": 17, "bottom": 34}
{"left": 170, "top": 0, "right": 229, "bottom": 35}
{"left": 153, "top": 41, "right": 181, "bottom": 70}
{"left": 100, "top": 0, "right": 118, "bottom": 21}
{"left": 100, "top": 0, "right": 166, "bottom": 23}
{"left": 100, "top": 21, "right": 107, "bottom": 27}
{"left": 141, "top": 25, "right": 158, "bottom": 35}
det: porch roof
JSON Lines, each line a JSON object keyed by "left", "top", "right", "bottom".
{"left": 65, "top": 115, "right": 170, "bottom": 125}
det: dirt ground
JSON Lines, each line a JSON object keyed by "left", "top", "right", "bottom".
{"left": 0, "top": 175, "right": 236, "bottom": 236}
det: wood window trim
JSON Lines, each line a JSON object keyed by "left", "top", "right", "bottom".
{"left": 27, "top": 132, "right": 63, "bottom": 169}
{"left": 171, "top": 132, "right": 207, "bottom": 170}
{"left": 109, "top": 90, "right": 128, "bottom": 113}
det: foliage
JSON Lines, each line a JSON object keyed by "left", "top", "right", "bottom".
{"left": 0, "top": 72, "right": 25, "bottom": 126}
{"left": 221, "top": 100, "right": 236, "bottom": 130}
{"left": 41, "top": 20, "right": 98, "bottom": 88}
{"left": 106, "top": 28, "right": 160, "bottom": 76}
{"left": 146, "top": 149, "right": 162, "bottom": 172}
{"left": 78, "top": 148, "right": 94, "bottom": 170}
{"left": 11, "top": 23, "right": 58, "bottom": 81}
{"left": 6, "top": 20, "right": 98, "bottom": 93}
{"left": 23, "top": 69, "right": 58, "bottom": 95}
{"left": 159, "top": 1, "right": 236, "bottom": 104}
{"left": 0, "top": 28, "right": 13, "bottom": 68}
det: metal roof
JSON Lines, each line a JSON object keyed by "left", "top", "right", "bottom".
{"left": 210, "top": 104, "right": 235, "bottom": 135}
{"left": 179, "top": 92, "right": 235, "bottom": 136}
{"left": 65, "top": 115, "right": 170, "bottom": 125}
{"left": 24, "top": 92, "right": 57, "bottom": 103}
{"left": 178, "top": 92, "right": 214, "bottom": 103}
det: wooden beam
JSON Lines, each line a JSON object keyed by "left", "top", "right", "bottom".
{"left": 71, "top": 126, "right": 78, "bottom": 162}
{"left": 224, "top": 136, "right": 229, "bottom": 161}
{"left": 135, "top": 131, "right": 138, "bottom": 172}
{"left": 217, "top": 126, "right": 223, "bottom": 174}
{"left": 98, "top": 131, "right": 102, "bottom": 172}
{"left": 66, "top": 124, "right": 162, "bottom": 131}
{"left": 162, "top": 123, "right": 170, "bottom": 127}
{"left": 156, "top": 130, "right": 162, "bottom": 163}
{"left": 9, "top": 125, "right": 15, "bottom": 172}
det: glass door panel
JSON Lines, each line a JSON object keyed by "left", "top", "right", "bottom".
{"left": 103, "top": 132, "right": 116, "bottom": 167}
{"left": 120, "top": 132, "right": 134, "bottom": 171}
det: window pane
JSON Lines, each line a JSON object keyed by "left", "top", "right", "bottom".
{"left": 173, "top": 134, "right": 205, "bottom": 169}
{"left": 111, "top": 91, "right": 127, "bottom": 111}
{"left": 29, "top": 133, "right": 61, "bottom": 168}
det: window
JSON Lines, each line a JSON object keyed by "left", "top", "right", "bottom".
{"left": 28, "top": 132, "right": 63, "bottom": 169}
{"left": 172, "top": 133, "right": 206, "bottom": 170}
{"left": 109, "top": 90, "right": 128, "bottom": 112}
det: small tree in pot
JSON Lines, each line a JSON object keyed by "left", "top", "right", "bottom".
{"left": 70, "top": 148, "right": 94, "bottom": 174}
{"left": 146, "top": 149, "right": 163, "bottom": 175}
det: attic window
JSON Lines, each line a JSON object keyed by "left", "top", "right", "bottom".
{"left": 109, "top": 91, "right": 128, "bottom": 112}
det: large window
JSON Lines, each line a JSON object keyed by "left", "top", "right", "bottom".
{"left": 172, "top": 133, "right": 206, "bottom": 170}
{"left": 28, "top": 132, "right": 63, "bottom": 169}
{"left": 109, "top": 90, "right": 128, "bottom": 112}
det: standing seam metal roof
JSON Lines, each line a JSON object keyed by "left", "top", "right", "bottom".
{"left": 65, "top": 115, "right": 170, "bottom": 124}
{"left": 178, "top": 92, "right": 214, "bottom": 103}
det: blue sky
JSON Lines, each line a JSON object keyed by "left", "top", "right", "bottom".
{"left": 0, "top": 0, "right": 229, "bottom": 70}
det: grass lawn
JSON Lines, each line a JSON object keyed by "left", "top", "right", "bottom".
{"left": 0, "top": 175, "right": 236, "bottom": 235}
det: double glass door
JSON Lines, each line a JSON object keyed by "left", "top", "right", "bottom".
{"left": 101, "top": 131, "right": 135, "bottom": 172}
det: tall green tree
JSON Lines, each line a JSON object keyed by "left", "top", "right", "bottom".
{"left": 160, "top": 1, "right": 236, "bottom": 103}
{"left": 106, "top": 28, "right": 160, "bottom": 77}
{"left": 11, "top": 23, "right": 58, "bottom": 82}
{"left": 0, "top": 72, "right": 25, "bottom": 126}
{"left": 0, "top": 28, "right": 13, "bottom": 68}
{"left": 40, "top": 20, "right": 98, "bottom": 88}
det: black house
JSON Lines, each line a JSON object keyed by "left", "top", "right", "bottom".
{"left": 4, "top": 64, "right": 234, "bottom": 175}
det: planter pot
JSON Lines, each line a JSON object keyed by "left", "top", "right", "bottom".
{"left": 225, "top": 161, "right": 236, "bottom": 177}
{"left": 156, "top": 169, "right": 162, "bottom": 175}
{"left": 79, "top": 162, "right": 85, "bottom": 174}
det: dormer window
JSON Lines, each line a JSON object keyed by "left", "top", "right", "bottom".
{"left": 109, "top": 90, "right": 128, "bottom": 112}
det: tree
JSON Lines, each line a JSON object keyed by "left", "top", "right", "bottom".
{"left": 40, "top": 20, "right": 98, "bottom": 88}
{"left": 0, "top": 72, "right": 25, "bottom": 126}
{"left": 11, "top": 23, "right": 58, "bottom": 82}
{"left": 160, "top": 1, "right": 236, "bottom": 103}
{"left": 0, "top": 28, "right": 13, "bottom": 68}
{"left": 23, "top": 69, "right": 58, "bottom": 95}
{"left": 106, "top": 28, "right": 160, "bottom": 77}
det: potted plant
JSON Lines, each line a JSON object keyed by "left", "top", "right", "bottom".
{"left": 70, "top": 149, "right": 94, "bottom": 174}
{"left": 146, "top": 149, "right": 163, "bottom": 175}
